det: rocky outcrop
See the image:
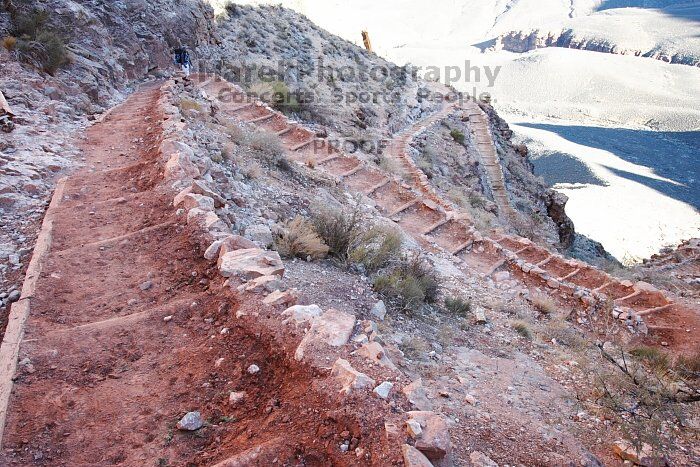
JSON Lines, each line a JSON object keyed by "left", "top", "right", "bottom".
{"left": 545, "top": 189, "right": 575, "bottom": 249}
{"left": 495, "top": 29, "right": 700, "bottom": 67}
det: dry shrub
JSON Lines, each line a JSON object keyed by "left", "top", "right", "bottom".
{"left": 532, "top": 293, "right": 557, "bottom": 316}
{"left": 373, "top": 255, "right": 439, "bottom": 311}
{"left": 447, "top": 188, "right": 469, "bottom": 207}
{"left": 274, "top": 216, "right": 328, "bottom": 260}
{"left": 225, "top": 123, "right": 247, "bottom": 144}
{"left": 399, "top": 336, "right": 430, "bottom": 360}
{"left": 349, "top": 226, "right": 402, "bottom": 273}
{"left": 674, "top": 350, "right": 700, "bottom": 381}
{"left": 630, "top": 346, "right": 671, "bottom": 373}
{"left": 378, "top": 154, "right": 403, "bottom": 177}
{"left": 179, "top": 98, "right": 202, "bottom": 112}
{"left": 245, "top": 130, "right": 284, "bottom": 155}
{"left": 512, "top": 321, "right": 531, "bottom": 339}
{"left": 444, "top": 296, "right": 471, "bottom": 317}
{"left": 2, "top": 36, "right": 17, "bottom": 51}
{"left": 543, "top": 318, "right": 587, "bottom": 349}
{"left": 240, "top": 161, "right": 262, "bottom": 179}
{"left": 312, "top": 205, "right": 363, "bottom": 261}
{"left": 450, "top": 129, "right": 465, "bottom": 144}
{"left": 10, "top": 9, "right": 68, "bottom": 74}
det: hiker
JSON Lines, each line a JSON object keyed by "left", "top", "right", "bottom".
{"left": 174, "top": 47, "right": 192, "bottom": 78}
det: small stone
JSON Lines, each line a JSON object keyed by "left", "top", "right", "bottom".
{"left": 163, "top": 315, "right": 173, "bottom": 322}
{"left": 464, "top": 394, "right": 477, "bottom": 405}
{"left": 215, "top": 357, "right": 224, "bottom": 367}
{"left": 229, "top": 391, "right": 246, "bottom": 405}
{"left": 247, "top": 364, "right": 260, "bottom": 375}
{"left": 176, "top": 411, "right": 203, "bottom": 431}
{"left": 373, "top": 381, "right": 394, "bottom": 399}
{"left": 139, "top": 281, "right": 153, "bottom": 291}
{"left": 406, "top": 420, "right": 423, "bottom": 437}
{"left": 7, "top": 290, "right": 20, "bottom": 303}
{"left": 370, "top": 300, "right": 387, "bottom": 321}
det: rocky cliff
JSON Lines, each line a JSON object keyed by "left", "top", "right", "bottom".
{"left": 495, "top": 29, "right": 700, "bottom": 67}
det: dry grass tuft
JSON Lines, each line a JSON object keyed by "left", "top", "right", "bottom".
{"left": 311, "top": 205, "right": 363, "bottom": 261}
{"left": 444, "top": 296, "right": 471, "bottom": 317}
{"left": 532, "top": 293, "right": 557, "bottom": 316}
{"left": 274, "top": 216, "right": 329, "bottom": 260}
{"left": 179, "top": 98, "right": 202, "bottom": 113}
{"left": 374, "top": 255, "right": 439, "bottom": 311}
{"left": 349, "top": 226, "right": 402, "bottom": 273}
{"left": 2, "top": 36, "right": 17, "bottom": 51}
{"left": 512, "top": 321, "right": 532, "bottom": 339}
{"left": 245, "top": 130, "right": 284, "bottom": 155}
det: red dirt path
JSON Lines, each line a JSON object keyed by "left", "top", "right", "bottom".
{"left": 0, "top": 83, "right": 400, "bottom": 466}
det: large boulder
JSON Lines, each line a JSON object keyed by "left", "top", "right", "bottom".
{"left": 354, "top": 342, "right": 398, "bottom": 370}
{"left": 330, "top": 358, "right": 375, "bottom": 395}
{"left": 407, "top": 411, "right": 452, "bottom": 464}
{"left": 402, "top": 445, "right": 435, "bottom": 467}
{"left": 218, "top": 248, "right": 284, "bottom": 280}
{"left": 294, "top": 308, "right": 356, "bottom": 362}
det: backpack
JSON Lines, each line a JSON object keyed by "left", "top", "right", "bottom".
{"left": 173, "top": 48, "right": 186, "bottom": 65}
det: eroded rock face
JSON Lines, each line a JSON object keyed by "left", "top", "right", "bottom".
{"left": 545, "top": 189, "right": 575, "bottom": 249}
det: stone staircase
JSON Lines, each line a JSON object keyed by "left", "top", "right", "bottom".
{"left": 195, "top": 74, "right": 693, "bottom": 344}
{"left": 463, "top": 101, "right": 519, "bottom": 221}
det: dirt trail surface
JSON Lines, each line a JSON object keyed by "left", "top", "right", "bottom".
{"left": 198, "top": 75, "right": 700, "bottom": 355}
{"left": 0, "top": 82, "right": 402, "bottom": 466}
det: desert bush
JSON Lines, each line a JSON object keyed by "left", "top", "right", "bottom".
{"left": 225, "top": 123, "right": 247, "bottom": 144}
{"left": 468, "top": 192, "right": 487, "bottom": 209}
{"left": 373, "top": 255, "right": 439, "bottom": 311}
{"left": 240, "top": 161, "right": 262, "bottom": 180}
{"left": 674, "top": 351, "right": 700, "bottom": 381}
{"left": 532, "top": 294, "right": 557, "bottom": 316}
{"left": 2, "top": 36, "right": 17, "bottom": 51}
{"left": 10, "top": 9, "right": 68, "bottom": 74}
{"left": 543, "top": 319, "right": 587, "bottom": 349}
{"left": 348, "top": 226, "right": 402, "bottom": 273}
{"left": 274, "top": 216, "right": 329, "bottom": 260}
{"left": 378, "top": 154, "right": 403, "bottom": 176}
{"left": 444, "top": 296, "right": 471, "bottom": 317}
{"left": 400, "top": 336, "right": 430, "bottom": 360}
{"left": 245, "top": 130, "right": 284, "bottom": 155}
{"left": 629, "top": 346, "right": 671, "bottom": 373}
{"left": 512, "top": 321, "right": 532, "bottom": 339}
{"left": 179, "top": 98, "right": 202, "bottom": 112}
{"left": 312, "top": 205, "right": 363, "bottom": 261}
{"left": 248, "top": 80, "right": 300, "bottom": 113}
{"left": 450, "top": 129, "right": 465, "bottom": 144}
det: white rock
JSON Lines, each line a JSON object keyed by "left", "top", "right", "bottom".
{"left": 370, "top": 300, "right": 387, "bottom": 320}
{"left": 281, "top": 304, "right": 322, "bottom": 326}
{"left": 294, "top": 309, "right": 356, "bottom": 362}
{"left": 406, "top": 420, "right": 423, "bottom": 438}
{"left": 218, "top": 248, "right": 284, "bottom": 280}
{"left": 176, "top": 411, "right": 203, "bottom": 431}
{"left": 247, "top": 364, "right": 260, "bottom": 375}
{"left": 229, "top": 391, "right": 246, "bottom": 405}
{"left": 330, "top": 358, "right": 375, "bottom": 394}
{"left": 373, "top": 381, "right": 394, "bottom": 399}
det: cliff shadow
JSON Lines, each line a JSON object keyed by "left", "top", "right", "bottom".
{"left": 517, "top": 123, "right": 700, "bottom": 210}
